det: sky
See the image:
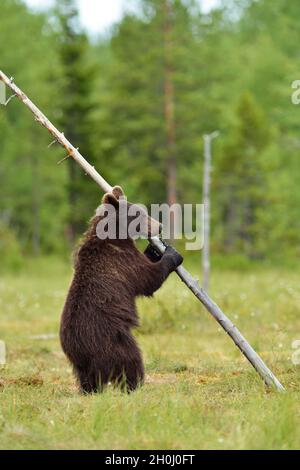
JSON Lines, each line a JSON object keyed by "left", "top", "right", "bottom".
{"left": 24, "top": 0, "right": 220, "bottom": 36}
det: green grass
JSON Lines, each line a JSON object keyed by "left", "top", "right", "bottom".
{"left": 0, "top": 257, "right": 300, "bottom": 449}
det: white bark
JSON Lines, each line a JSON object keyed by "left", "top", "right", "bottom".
{"left": 202, "top": 131, "right": 219, "bottom": 292}
{"left": 0, "top": 70, "right": 285, "bottom": 391}
{"left": 0, "top": 72, "right": 112, "bottom": 194}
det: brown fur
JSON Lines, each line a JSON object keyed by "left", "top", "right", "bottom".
{"left": 60, "top": 186, "right": 183, "bottom": 393}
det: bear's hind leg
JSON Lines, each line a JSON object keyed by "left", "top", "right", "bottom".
{"left": 113, "top": 352, "right": 145, "bottom": 392}
{"left": 75, "top": 365, "right": 100, "bottom": 394}
{"left": 124, "top": 360, "right": 145, "bottom": 392}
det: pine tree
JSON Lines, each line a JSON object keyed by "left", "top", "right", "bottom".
{"left": 0, "top": 0, "right": 66, "bottom": 255}
{"left": 98, "top": 0, "right": 204, "bottom": 207}
{"left": 216, "top": 92, "right": 272, "bottom": 258}
{"left": 54, "top": 0, "right": 97, "bottom": 244}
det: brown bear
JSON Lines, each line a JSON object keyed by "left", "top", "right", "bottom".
{"left": 60, "top": 186, "right": 183, "bottom": 393}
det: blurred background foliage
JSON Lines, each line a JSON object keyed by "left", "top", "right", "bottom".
{"left": 1, "top": 0, "right": 300, "bottom": 270}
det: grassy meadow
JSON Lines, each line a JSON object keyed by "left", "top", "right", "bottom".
{"left": 0, "top": 257, "right": 300, "bottom": 450}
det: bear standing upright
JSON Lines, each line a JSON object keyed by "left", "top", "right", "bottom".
{"left": 60, "top": 186, "right": 183, "bottom": 393}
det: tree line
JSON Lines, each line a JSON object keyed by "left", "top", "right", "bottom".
{"left": 1, "top": 0, "right": 300, "bottom": 268}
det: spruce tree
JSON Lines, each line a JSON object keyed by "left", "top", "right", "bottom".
{"left": 54, "top": 0, "right": 97, "bottom": 244}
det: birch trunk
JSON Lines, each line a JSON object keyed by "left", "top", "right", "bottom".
{"left": 202, "top": 131, "right": 219, "bottom": 291}
{"left": 202, "top": 135, "right": 211, "bottom": 291}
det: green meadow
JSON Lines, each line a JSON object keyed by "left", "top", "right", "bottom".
{"left": 0, "top": 258, "right": 299, "bottom": 450}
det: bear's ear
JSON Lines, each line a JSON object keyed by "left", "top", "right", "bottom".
{"left": 112, "top": 185, "right": 124, "bottom": 200}
{"left": 102, "top": 192, "right": 119, "bottom": 208}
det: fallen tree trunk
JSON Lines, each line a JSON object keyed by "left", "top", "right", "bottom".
{"left": 0, "top": 70, "right": 285, "bottom": 391}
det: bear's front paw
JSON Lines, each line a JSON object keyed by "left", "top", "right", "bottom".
{"left": 165, "top": 246, "right": 183, "bottom": 268}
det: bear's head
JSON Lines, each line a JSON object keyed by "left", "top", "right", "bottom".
{"left": 95, "top": 186, "right": 162, "bottom": 240}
